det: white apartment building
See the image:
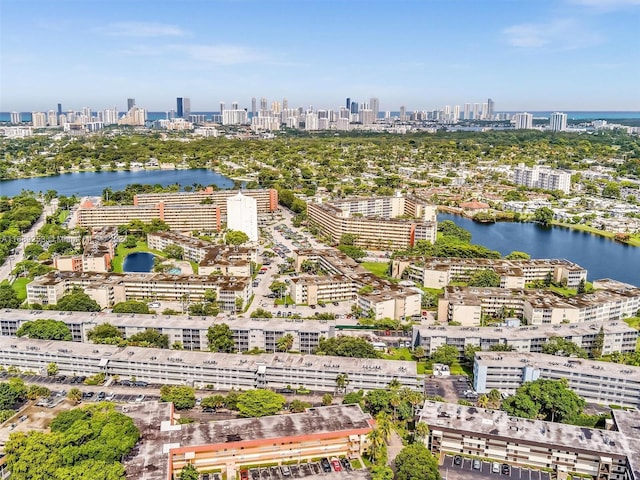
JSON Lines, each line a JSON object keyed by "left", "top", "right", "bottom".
{"left": 473, "top": 351, "right": 640, "bottom": 407}
{"left": 0, "top": 337, "right": 420, "bottom": 393}
{"left": 549, "top": 111, "right": 568, "bottom": 131}
{"left": 419, "top": 401, "right": 640, "bottom": 480}
{"left": 513, "top": 163, "right": 572, "bottom": 193}
{"left": 512, "top": 112, "right": 533, "bottom": 129}
{"left": 226, "top": 192, "right": 258, "bottom": 242}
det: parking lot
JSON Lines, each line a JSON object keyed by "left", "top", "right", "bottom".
{"left": 442, "top": 455, "right": 551, "bottom": 480}
{"left": 425, "top": 376, "right": 476, "bottom": 403}
{"left": 244, "top": 457, "right": 365, "bottom": 480}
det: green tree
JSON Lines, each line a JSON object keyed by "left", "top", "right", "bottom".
{"left": 0, "top": 284, "right": 22, "bottom": 309}
{"left": 394, "top": 443, "right": 441, "bottom": 480}
{"left": 112, "top": 300, "right": 150, "bottom": 314}
{"left": 371, "top": 465, "right": 394, "bottom": 480}
{"left": 67, "top": 387, "right": 82, "bottom": 403}
{"left": 489, "top": 343, "right": 515, "bottom": 352}
{"left": 340, "top": 233, "right": 357, "bottom": 245}
{"left": 431, "top": 345, "right": 459, "bottom": 365}
{"left": 464, "top": 345, "right": 482, "bottom": 363}
{"left": 250, "top": 308, "right": 273, "bottom": 318}
{"left": 591, "top": 326, "right": 605, "bottom": 359}
{"left": 366, "top": 428, "right": 387, "bottom": 464}
{"left": 87, "top": 323, "right": 124, "bottom": 344}
{"left": 468, "top": 269, "right": 501, "bottom": 287}
{"left": 437, "top": 220, "right": 472, "bottom": 242}
{"left": 502, "top": 378, "right": 585, "bottom": 423}
{"left": 0, "top": 382, "right": 21, "bottom": 410}
{"left": 577, "top": 278, "right": 586, "bottom": 294}
{"left": 236, "top": 389, "right": 286, "bottom": 417}
{"left": 46, "top": 362, "right": 59, "bottom": 377}
{"left": 179, "top": 464, "right": 199, "bottom": 480}
{"left": 505, "top": 251, "right": 531, "bottom": 260}
{"left": 201, "top": 394, "right": 226, "bottom": 410}
{"left": 207, "top": 323, "right": 236, "bottom": 353}
{"left": 160, "top": 385, "right": 196, "bottom": 410}
{"left": 269, "top": 281, "right": 288, "bottom": 296}
{"left": 16, "top": 319, "right": 72, "bottom": 341}
{"left": 225, "top": 230, "right": 250, "bottom": 245}
{"left": 335, "top": 373, "right": 350, "bottom": 394}
{"left": 338, "top": 244, "right": 366, "bottom": 260}
{"left": 163, "top": 244, "right": 184, "bottom": 260}
{"left": 342, "top": 390, "right": 365, "bottom": 407}
{"left": 23, "top": 244, "right": 45, "bottom": 260}
{"left": 289, "top": 399, "right": 312, "bottom": 413}
{"left": 533, "top": 207, "right": 554, "bottom": 226}
{"left": 601, "top": 182, "right": 620, "bottom": 199}
{"left": 276, "top": 333, "right": 295, "bottom": 352}
{"left": 542, "top": 337, "right": 587, "bottom": 358}
{"left": 128, "top": 328, "right": 169, "bottom": 349}
{"left": 321, "top": 393, "right": 333, "bottom": 406}
{"left": 56, "top": 290, "right": 101, "bottom": 312}
{"left": 315, "top": 337, "right": 379, "bottom": 358}
{"left": 365, "top": 389, "right": 393, "bottom": 416}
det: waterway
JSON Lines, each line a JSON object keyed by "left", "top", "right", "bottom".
{"left": 122, "top": 252, "right": 155, "bottom": 273}
{"left": 0, "top": 168, "right": 235, "bottom": 197}
{"left": 438, "top": 213, "right": 639, "bottom": 287}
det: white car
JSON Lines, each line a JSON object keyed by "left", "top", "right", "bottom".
{"left": 135, "top": 394, "right": 145, "bottom": 403}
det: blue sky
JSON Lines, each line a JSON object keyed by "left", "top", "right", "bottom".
{"left": 2, "top": 0, "right": 639, "bottom": 112}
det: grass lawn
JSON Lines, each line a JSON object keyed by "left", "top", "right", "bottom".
{"left": 623, "top": 317, "right": 640, "bottom": 330}
{"left": 274, "top": 296, "right": 294, "bottom": 306}
{"left": 11, "top": 277, "right": 31, "bottom": 301}
{"left": 360, "top": 261, "right": 389, "bottom": 278}
{"left": 380, "top": 347, "right": 414, "bottom": 361}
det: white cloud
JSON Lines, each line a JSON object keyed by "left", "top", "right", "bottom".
{"left": 503, "top": 18, "right": 602, "bottom": 50}
{"left": 101, "top": 21, "right": 185, "bottom": 37}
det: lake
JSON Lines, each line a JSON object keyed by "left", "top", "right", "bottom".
{"left": 122, "top": 252, "right": 155, "bottom": 273}
{"left": 0, "top": 169, "right": 235, "bottom": 197}
{"left": 438, "top": 213, "right": 639, "bottom": 287}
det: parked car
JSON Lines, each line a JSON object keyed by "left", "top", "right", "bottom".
{"left": 320, "top": 458, "right": 332, "bottom": 473}
{"left": 502, "top": 464, "right": 511, "bottom": 475}
{"left": 331, "top": 458, "right": 342, "bottom": 472}
{"left": 281, "top": 465, "right": 291, "bottom": 476}
{"left": 492, "top": 462, "right": 501, "bottom": 473}
{"left": 473, "top": 459, "right": 481, "bottom": 470}
{"left": 135, "top": 394, "right": 145, "bottom": 403}
{"left": 453, "top": 455, "right": 463, "bottom": 466}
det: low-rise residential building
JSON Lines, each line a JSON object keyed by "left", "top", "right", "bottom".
{"left": 54, "top": 226, "right": 119, "bottom": 273}
{"left": 0, "top": 309, "right": 335, "bottom": 353}
{"left": 418, "top": 401, "right": 639, "bottom": 480}
{"left": 0, "top": 337, "right": 420, "bottom": 392}
{"left": 26, "top": 271, "right": 252, "bottom": 312}
{"left": 392, "top": 257, "right": 587, "bottom": 289}
{"left": 307, "top": 194, "right": 437, "bottom": 249}
{"left": 124, "top": 402, "right": 373, "bottom": 480}
{"left": 412, "top": 320, "right": 637, "bottom": 358}
{"left": 473, "top": 351, "right": 640, "bottom": 407}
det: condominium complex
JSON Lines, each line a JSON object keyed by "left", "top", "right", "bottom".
{"left": 133, "top": 187, "right": 279, "bottom": 215}
{"left": 392, "top": 257, "right": 587, "bottom": 289}
{"left": 419, "top": 401, "right": 640, "bottom": 480}
{"left": 513, "top": 163, "right": 572, "bottom": 194}
{"left": 0, "top": 337, "right": 420, "bottom": 392}
{"left": 473, "top": 351, "right": 640, "bottom": 407}
{"left": 0, "top": 309, "right": 333, "bottom": 353}
{"left": 147, "top": 231, "right": 257, "bottom": 276}
{"left": 78, "top": 199, "right": 222, "bottom": 231}
{"left": 412, "top": 319, "right": 637, "bottom": 358}
{"left": 26, "top": 271, "right": 252, "bottom": 312}
{"left": 549, "top": 112, "right": 568, "bottom": 132}
{"left": 512, "top": 112, "right": 533, "bottom": 129}
{"left": 291, "top": 248, "right": 422, "bottom": 320}
{"left": 125, "top": 402, "right": 373, "bottom": 480}
{"left": 438, "top": 283, "right": 640, "bottom": 326}
{"left": 307, "top": 194, "right": 437, "bottom": 249}
{"left": 54, "top": 226, "right": 119, "bottom": 273}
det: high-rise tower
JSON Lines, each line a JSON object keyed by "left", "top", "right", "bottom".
{"left": 127, "top": 98, "right": 135, "bottom": 111}
{"left": 370, "top": 97, "right": 379, "bottom": 120}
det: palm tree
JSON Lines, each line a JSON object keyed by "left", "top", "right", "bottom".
{"left": 67, "top": 387, "right": 82, "bottom": 404}
{"left": 476, "top": 394, "right": 489, "bottom": 408}
{"left": 277, "top": 333, "right": 295, "bottom": 352}
{"left": 335, "top": 373, "right": 349, "bottom": 395}
{"left": 375, "top": 412, "right": 392, "bottom": 442}
{"left": 387, "top": 378, "right": 401, "bottom": 391}
{"left": 415, "top": 422, "right": 430, "bottom": 444}
{"left": 389, "top": 392, "right": 401, "bottom": 421}
{"left": 366, "top": 428, "right": 386, "bottom": 464}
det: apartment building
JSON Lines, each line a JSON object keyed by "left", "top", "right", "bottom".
{"left": 78, "top": 200, "right": 222, "bottom": 231}
{"left": 392, "top": 257, "right": 587, "bottom": 289}
{"left": 124, "top": 402, "right": 373, "bottom": 480}
{"left": 0, "top": 337, "right": 420, "bottom": 392}
{"left": 0, "top": 309, "right": 333, "bottom": 353}
{"left": 438, "top": 284, "right": 640, "bottom": 326}
{"left": 290, "top": 248, "right": 421, "bottom": 320}
{"left": 307, "top": 194, "right": 437, "bottom": 249}
{"left": 419, "top": 401, "right": 640, "bottom": 480}
{"left": 53, "top": 226, "right": 119, "bottom": 273}
{"left": 147, "top": 231, "right": 257, "bottom": 276}
{"left": 412, "top": 320, "right": 637, "bottom": 358}
{"left": 473, "top": 351, "right": 640, "bottom": 407}
{"left": 514, "top": 163, "right": 572, "bottom": 194}
{"left": 133, "top": 187, "right": 279, "bottom": 215}
{"left": 26, "top": 271, "right": 252, "bottom": 312}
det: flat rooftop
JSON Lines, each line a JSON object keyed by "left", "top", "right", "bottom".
{"left": 418, "top": 401, "right": 637, "bottom": 461}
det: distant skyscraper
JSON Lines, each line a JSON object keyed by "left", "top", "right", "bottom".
{"left": 464, "top": 103, "right": 471, "bottom": 120}
{"left": 127, "top": 98, "right": 135, "bottom": 111}
{"left": 177, "top": 98, "right": 184, "bottom": 118}
{"left": 10, "top": 112, "right": 21, "bottom": 124}
{"left": 487, "top": 98, "right": 495, "bottom": 120}
{"left": 473, "top": 103, "right": 481, "bottom": 120}
{"left": 513, "top": 112, "right": 533, "bottom": 129}
{"left": 453, "top": 105, "right": 461, "bottom": 122}
{"left": 346, "top": 98, "right": 351, "bottom": 110}
{"left": 282, "top": 98, "right": 288, "bottom": 110}
{"left": 219, "top": 102, "right": 225, "bottom": 115}
{"left": 350, "top": 102, "right": 359, "bottom": 114}
{"left": 260, "top": 97, "right": 268, "bottom": 111}
{"left": 549, "top": 112, "right": 568, "bottom": 132}
{"left": 57, "top": 103, "right": 62, "bottom": 116}
{"left": 370, "top": 97, "right": 379, "bottom": 119}
{"left": 251, "top": 97, "right": 256, "bottom": 118}
{"left": 176, "top": 97, "right": 190, "bottom": 118}
{"left": 47, "top": 110, "right": 58, "bottom": 126}
{"left": 232, "top": 101, "right": 238, "bottom": 110}
{"left": 32, "top": 112, "right": 47, "bottom": 128}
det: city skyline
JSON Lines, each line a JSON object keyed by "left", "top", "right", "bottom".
{"left": 2, "top": 0, "right": 640, "bottom": 112}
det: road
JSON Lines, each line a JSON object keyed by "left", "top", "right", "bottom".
{"left": 0, "top": 199, "right": 57, "bottom": 282}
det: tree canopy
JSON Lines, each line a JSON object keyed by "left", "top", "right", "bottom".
{"left": 160, "top": 385, "right": 196, "bottom": 410}
{"left": 225, "top": 230, "right": 250, "bottom": 245}
{"left": 127, "top": 328, "right": 169, "bottom": 349}
{"left": 236, "top": 389, "right": 286, "bottom": 417}
{"left": 0, "top": 284, "right": 21, "bottom": 309}
{"left": 55, "top": 291, "right": 101, "bottom": 312}
{"left": 4, "top": 403, "right": 139, "bottom": 480}
{"left": 315, "top": 336, "right": 379, "bottom": 358}
{"left": 542, "top": 337, "right": 587, "bottom": 358}
{"left": 502, "top": 378, "right": 585, "bottom": 423}
{"left": 394, "top": 443, "right": 441, "bottom": 480}
{"left": 87, "top": 323, "right": 124, "bottom": 344}
{"left": 112, "top": 301, "right": 150, "bottom": 314}
{"left": 16, "top": 319, "right": 72, "bottom": 341}
{"left": 207, "top": 323, "right": 236, "bottom": 353}
{"left": 468, "top": 269, "right": 501, "bottom": 287}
